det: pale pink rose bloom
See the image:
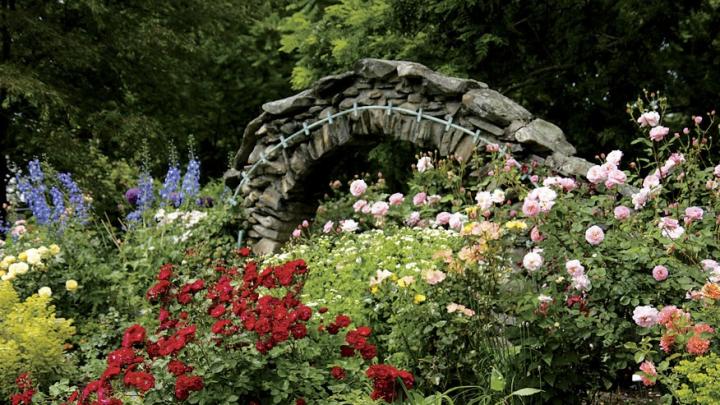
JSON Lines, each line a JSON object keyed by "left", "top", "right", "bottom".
{"left": 614, "top": 206, "right": 631, "bottom": 220}
{"left": 643, "top": 174, "right": 660, "bottom": 189}
{"left": 370, "top": 269, "right": 393, "bottom": 286}
{"left": 632, "top": 305, "right": 659, "bottom": 327}
{"left": 427, "top": 194, "right": 442, "bottom": 205}
{"left": 353, "top": 199, "right": 368, "bottom": 213}
{"left": 566, "top": 260, "right": 585, "bottom": 277}
{"left": 388, "top": 193, "right": 404, "bottom": 206}
{"left": 606, "top": 150, "right": 623, "bottom": 165}
{"left": 322, "top": 221, "right": 334, "bottom": 234}
{"left": 684, "top": 206, "right": 704, "bottom": 224}
{"left": 522, "top": 251, "right": 543, "bottom": 272}
{"left": 586, "top": 165, "right": 606, "bottom": 184}
{"left": 530, "top": 175, "right": 539, "bottom": 184}
{"left": 652, "top": 265, "right": 669, "bottom": 281}
{"left": 542, "top": 176, "right": 560, "bottom": 187}
{"left": 475, "top": 191, "right": 493, "bottom": 210}
{"left": 700, "top": 259, "right": 719, "bottom": 272}
{"left": 398, "top": 275, "right": 415, "bottom": 286}
{"left": 504, "top": 157, "right": 520, "bottom": 171}
{"left": 491, "top": 189, "right": 505, "bottom": 204}
{"left": 291, "top": 229, "right": 302, "bottom": 238}
{"left": 412, "top": 192, "right": 427, "bottom": 206}
{"left": 683, "top": 127, "right": 690, "bottom": 134}
{"left": 406, "top": 211, "right": 421, "bottom": 226}
{"left": 714, "top": 164, "right": 720, "bottom": 178}
{"left": 435, "top": 212, "right": 452, "bottom": 225}
{"left": 486, "top": 143, "right": 500, "bottom": 152}
{"left": 659, "top": 217, "right": 685, "bottom": 239}
{"left": 707, "top": 179, "right": 719, "bottom": 190}
{"left": 637, "top": 111, "right": 660, "bottom": 127}
{"left": 417, "top": 156, "right": 434, "bottom": 173}
{"left": 559, "top": 178, "right": 577, "bottom": 192}
{"left": 461, "top": 307, "right": 476, "bottom": 317}
{"left": 528, "top": 187, "right": 557, "bottom": 203}
{"left": 657, "top": 305, "right": 679, "bottom": 326}
{"left": 340, "top": 219, "right": 359, "bottom": 232}
{"left": 522, "top": 199, "right": 540, "bottom": 217}
{"left": 604, "top": 169, "right": 627, "bottom": 189}
{"left": 530, "top": 226, "right": 545, "bottom": 242}
{"left": 14, "top": 219, "right": 26, "bottom": 226}
{"left": 349, "top": 179, "right": 367, "bottom": 197}
{"left": 694, "top": 115, "right": 703, "bottom": 124}
{"left": 649, "top": 126, "right": 669, "bottom": 141}
{"left": 572, "top": 274, "right": 591, "bottom": 291}
{"left": 631, "top": 188, "right": 651, "bottom": 210}
{"left": 446, "top": 303, "right": 460, "bottom": 313}
{"left": 669, "top": 153, "right": 685, "bottom": 165}
{"left": 585, "top": 225, "right": 605, "bottom": 245}
{"left": 361, "top": 204, "right": 372, "bottom": 214}
{"left": 423, "top": 270, "right": 447, "bottom": 285}
{"left": 301, "top": 220, "right": 310, "bottom": 228}
{"left": 448, "top": 213, "right": 464, "bottom": 230}
{"left": 370, "top": 201, "right": 389, "bottom": 217}
{"left": 10, "top": 225, "right": 26, "bottom": 238}
{"left": 600, "top": 161, "right": 617, "bottom": 176}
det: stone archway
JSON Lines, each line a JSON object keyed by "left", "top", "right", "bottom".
{"left": 225, "top": 58, "right": 593, "bottom": 254}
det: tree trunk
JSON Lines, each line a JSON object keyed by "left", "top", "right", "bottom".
{"left": 0, "top": 0, "right": 14, "bottom": 229}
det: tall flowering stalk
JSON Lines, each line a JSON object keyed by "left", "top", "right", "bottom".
{"left": 127, "top": 172, "right": 155, "bottom": 223}
{"left": 57, "top": 172, "right": 88, "bottom": 223}
{"left": 160, "top": 165, "right": 182, "bottom": 207}
{"left": 180, "top": 158, "right": 200, "bottom": 205}
{"left": 49, "top": 187, "right": 65, "bottom": 224}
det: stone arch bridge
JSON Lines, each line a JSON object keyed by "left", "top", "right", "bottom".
{"left": 225, "top": 58, "right": 593, "bottom": 254}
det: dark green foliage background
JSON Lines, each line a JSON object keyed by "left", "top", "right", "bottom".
{"left": 2, "top": 0, "right": 719, "bottom": 219}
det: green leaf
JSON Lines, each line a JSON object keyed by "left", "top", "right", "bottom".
{"left": 509, "top": 388, "right": 543, "bottom": 397}
{"left": 490, "top": 367, "right": 506, "bottom": 392}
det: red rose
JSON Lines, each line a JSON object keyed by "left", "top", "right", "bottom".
{"left": 157, "top": 264, "right": 173, "bottom": 280}
{"left": 318, "top": 307, "right": 328, "bottom": 314}
{"left": 291, "top": 323, "right": 307, "bottom": 339}
{"left": 331, "top": 366, "right": 346, "bottom": 380}
{"left": 123, "top": 370, "right": 155, "bottom": 393}
{"left": 122, "top": 324, "right": 146, "bottom": 348}
{"left": 359, "top": 344, "right": 377, "bottom": 360}
{"left": 174, "top": 374, "right": 204, "bottom": 400}
{"left": 209, "top": 304, "right": 226, "bottom": 318}
{"left": 237, "top": 247, "right": 251, "bottom": 257}
{"left": 340, "top": 345, "right": 355, "bottom": 357}
{"left": 295, "top": 305, "right": 312, "bottom": 321}
{"left": 168, "top": 360, "right": 193, "bottom": 377}
{"left": 335, "top": 315, "right": 351, "bottom": 328}
{"left": 296, "top": 399, "right": 306, "bottom": 405}
{"left": 146, "top": 280, "right": 172, "bottom": 302}
{"left": 356, "top": 326, "right": 372, "bottom": 337}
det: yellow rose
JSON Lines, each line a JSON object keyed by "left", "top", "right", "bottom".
{"left": 505, "top": 220, "right": 528, "bottom": 231}
{"left": 38, "top": 286, "right": 52, "bottom": 298}
{"left": 413, "top": 294, "right": 426, "bottom": 304}
{"left": 2, "top": 271, "right": 16, "bottom": 281}
{"left": 9, "top": 262, "right": 29, "bottom": 275}
{"left": 18, "top": 252, "right": 28, "bottom": 261}
{"left": 370, "top": 285, "right": 379, "bottom": 295}
{"left": 49, "top": 244, "right": 61, "bottom": 255}
{"left": 25, "top": 249, "right": 42, "bottom": 265}
{"left": 65, "top": 279, "right": 79, "bottom": 292}
{"left": 38, "top": 246, "right": 50, "bottom": 257}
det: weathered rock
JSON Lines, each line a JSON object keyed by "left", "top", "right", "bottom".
{"left": 354, "top": 58, "right": 400, "bottom": 79}
{"left": 462, "top": 89, "right": 532, "bottom": 126}
{"left": 254, "top": 238, "right": 282, "bottom": 256}
{"left": 313, "top": 71, "right": 356, "bottom": 98}
{"left": 512, "top": 119, "right": 576, "bottom": 156}
{"left": 262, "top": 89, "right": 315, "bottom": 115}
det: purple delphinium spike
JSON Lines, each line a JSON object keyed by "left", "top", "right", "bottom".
{"left": 49, "top": 186, "right": 66, "bottom": 224}
{"left": 127, "top": 172, "right": 154, "bottom": 222}
{"left": 17, "top": 174, "right": 51, "bottom": 225}
{"left": 180, "top": 159, "right": 200, "bottom": 205}
{"left": 27, "top": 159, "right": 44, "bottom": 183}
{"left": 160, "top": 165, "right": 182, "bottom": 207}
{"left": 58, "top": 172, "right": 88, "bottom": 222}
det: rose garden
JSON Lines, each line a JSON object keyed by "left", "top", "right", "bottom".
{"left": 3, "top": 3, "right": 720, "bottom": 404}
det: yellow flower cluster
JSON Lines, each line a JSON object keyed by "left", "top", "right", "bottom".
{"left": 0, "top": 281, "right": 74, "bottom": 393}
{"left": 505, "top": 220, "right": 528, "bottom": 231}
{"left": 0, "top": 244, "right": 60, "bottom": 281}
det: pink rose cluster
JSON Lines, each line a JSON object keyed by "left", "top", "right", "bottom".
{"left": 658, "top": 217, "right": 685, "bottom": 240}
{"left": 446, "top": 303, "right": 475, "bottom": 317}
{"left": 522, "top": 187, "right": 557, "bottom": 217}
{"left": 586, "top": 150, "right": 627, "bottom": 189}
{"left": 542, "top": 176, "right": 577, "bottom": 192}
{"left": 701, "top": 259, "right": 720, "bottom": 283}
{"left": 637, "top": 111, "right": 669, "bottom": 142}
{"left": 474, "top": 189, "right": 505, "bottom": 210}
{"left": 566, "top": 260, "right": 591, "bottom": 291}
{"left": 630, "top": 154, "right": 685, "bottom": 210}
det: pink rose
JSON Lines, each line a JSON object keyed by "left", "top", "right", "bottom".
{"left": 353, "top": 199, "right": 368, "bottom": 213}
{"left": 448, "top": 213, "right": 464, "bottom": 230}
{"left": 416, "top": 157, "right": 434, "bottom": 173}
{"left": 388, "top": 193, "right": 404, "bottom": 206}
{"left": 585, "top": 225, "right": 605, "bottom": 245}
{"left": 530, "top": 226, "right": 545, "bottom": 242}
{"left": 652, "top": 265, "right": 669, "bottom": 281}
{"left": 292, "top": 229, "right": 302, "bottom": 238}
{"left": 423, "top": 270, "right": 447, "bottom": 285}
{"left": 559, "top": 178, "right": 577, "bottom": 192}
{"left": 522, "top": 199, "right": 540, "bottom": 217}
{"left": 586, "top": 165, "right": 606, "bottom": 184}
{"left": 370, "top": 201, "right": 389, "bottom": 217}
{"left": 701, "top": 259, "right": 719, "bottom": 272}
{"left": 427, "top": 194, "right": 442, "bottom": 205}
{"left": 637, "top": 111, "right": 660, "bottom": 127}
{"left": 11, "top": 225, "right": 26, "bottom": 238}
{"left": 530, "top": 175, "right": 539, "bottom": 184}
{"left": 606, "top": 150, "right": 623, "bottom": 165}
{"left": 649, "top": 126, "right": 669, "bottom": 141}
{"left": 614, "top": 206, "right": 631, "bottom": 220}
{"left": 340, "top": 219, "right": 359, "bottom": 233}
{"left": 604, "top": 169, "right": 627, "bottom": 189}
{"left": 435, "top": 212, "right": 452, "bottom": 225}
{"left": 565, "top": 260, "right": 585, "bottom": 277}
{"left": 301, "top": 220, "right": 309, "bottom": 228}
{"left": 684, "top": 206, "right": 704, "bottom": 224}
{"left": 349, "top": 179, "right": 367, "bottom": 197}
{"left": 572, "top": 274, "right": 591, "bottom": 291}
{"left": 643, "top": 174, "right": 660, "bottom": 189}
{"left": 631, "top": 188, "right": 651, "bottom": 210}
{"left": 322, "top": 221, "right": 334, "bottom": 234}
{"left": 405, "top": 211, "right": 421, "bottom": 227}
{"left": 714, "top": 164, "right": 720, "bottom": 178}
{"left": 522, "top": 251, "right": 544, "bottom": 272}
{"left": 485, "top": 143, "right": 500, "bottom": 153}
{"left": 694, "top": 115, "right": 703, "bottom": 124}
{"left": 412, "top": 192, "right": 427, "bottom": 206}
{"left": 632, "top": 305, "right": 659, "bottom": 327}
{"left": 638, "top": 361, "right": 657, "bottom": 387}
{"left": 659, "top": 217, "right": 684, "bottom": 239}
